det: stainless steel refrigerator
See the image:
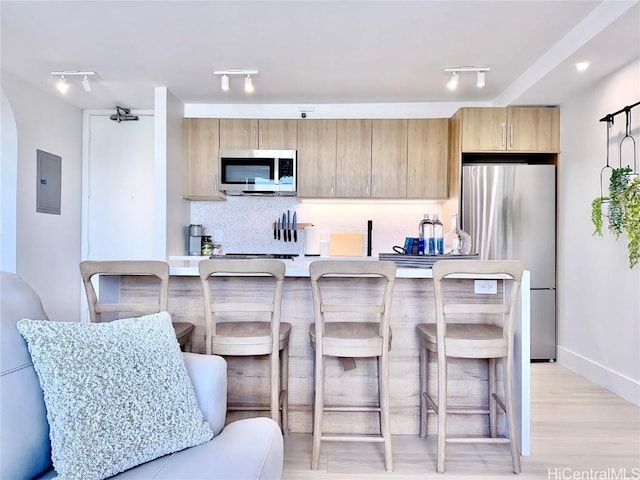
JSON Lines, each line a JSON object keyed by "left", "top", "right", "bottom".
{"left": 461, "top": 162, "right": 556, "bottom": 361}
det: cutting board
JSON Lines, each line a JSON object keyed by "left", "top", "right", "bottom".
{"left": 329, "top": 232, "right": 364, "bottom": 257}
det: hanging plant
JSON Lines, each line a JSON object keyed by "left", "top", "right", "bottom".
{"left": 608, "top": 166, "right": 632, "bottom": 238}
{"left": 591, "top": 196, "right": 608, "bottom": 236}
{"left": 623, "top": 176, "right": 640, "bottom": 268}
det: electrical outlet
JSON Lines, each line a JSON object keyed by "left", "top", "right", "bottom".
{"left": 474, "top": 280, "right": 497, "bottom": 294}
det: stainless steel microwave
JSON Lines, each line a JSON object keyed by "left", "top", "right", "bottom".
{"left": 218, "top": 149, "right": 297, "bottom": 195}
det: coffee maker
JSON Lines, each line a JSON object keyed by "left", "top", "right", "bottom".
{"left": 187, "top": 224, "right": 204, "bottom": 256}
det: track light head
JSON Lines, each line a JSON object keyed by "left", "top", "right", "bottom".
{"left": 476, "top": 71, "right": 486, "bottom": 88}
{"left": 56, "top": 75, "right": 70, "bottom": 94}
{"left": 447, "top": 72, "right": 459, "bottom": 91}
{"left": 244, "top": 75, "right": 254, "bottom": 93}
{"left": 221, "top": 74, "right": 230, "bottom": 91}
{"left": 81, "top": 75, "right": 92, "bottom": 92}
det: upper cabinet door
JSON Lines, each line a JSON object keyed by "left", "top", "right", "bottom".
{"left": 183, "top": 118, "right": 223, "bottom": 200}
{"left": 336, "top": 119, "right": 372, "bottom": 197}
{"left": 507, "top": 107, "right": 560, "bottom": 153}
{"left": 258, "top": 120, "right": 298, "bottom": 149}
{"left": 219, "top": 119, "right": 259, "bottom": 149}
{"left": 297, "top": 120, "right": 337, "bottom": 197}
{"left": 460, "top": 107, "right": 508, "bottom": 152}
{"left": 407, "top": 119, "right": 449, "bottom": 199}
{"left": 219, "top": 119, "right": 298, "bottom": 149}
{"left": 371, "top": 119, "right": 408, "bottom": 198}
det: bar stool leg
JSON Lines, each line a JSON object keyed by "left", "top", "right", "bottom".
{"left": 419, "top": 345, "right": 428, "bottom": 439}
{"left": 269, "top": 350, "right": 279, "bottom": 426}
{"left": 504, "top": 356, "right": 522, "bottom": 473}
{"left": 436, "top": 353, "right": 448, "bottom": 473}
{"left": 280, "top": 344, "right": 289, "bottom": 435}
{"left": 489, "top": 357, "right": 498, "bottom": 438}
{"left": 311, "top": 353, "right": 324, "bottom": 470}
{"left": 379, "top": 354, "right": 393, "bottom": 472}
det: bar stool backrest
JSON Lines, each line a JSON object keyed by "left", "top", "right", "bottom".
{"left": 80, "top": 260, "right": 169, "bottom": 323}
{"left": 198, "top": 259, "right": 286, "bottom": 356}
{"left": 309, "top": 260, "right": 397, "bottom": 356}
{"left": 432, "top": 259, "right": 523, "bottom": 351}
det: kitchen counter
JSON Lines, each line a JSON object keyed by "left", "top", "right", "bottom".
{"left": 126, "top": 256, "right": 531, "bottom": 454}
{"left": 170, "top": 256, "right": 435, "bottom": 278}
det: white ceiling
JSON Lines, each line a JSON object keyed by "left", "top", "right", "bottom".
{"left": 1, "top": 1, "right": 639, "bottom": 111}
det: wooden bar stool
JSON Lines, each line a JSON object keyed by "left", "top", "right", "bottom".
{"left": 309, "top": 260, "right": 397, "bottom": 472}
{"left": 80, "top": 260, "right": 194, "bottom": 351}
{"left": 417, "top": 259, "right": 523, "bottom": 473}
{"left": 198, "top": 259, "right": 290, "bottom": 434}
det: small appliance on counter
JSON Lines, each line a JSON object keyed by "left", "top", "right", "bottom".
{"left": 187, "top": 224, "right": 204, "bottom": 256}
{"left": 209, "top": 253, "right": 299, "bottom": 260}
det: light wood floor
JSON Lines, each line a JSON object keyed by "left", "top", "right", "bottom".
{"left": 282, "top": 363, "right": 640, "bottom": 479}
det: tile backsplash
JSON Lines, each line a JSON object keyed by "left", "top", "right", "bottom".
{"left": 190, "top": 196, "right": 444, "bottom": 256}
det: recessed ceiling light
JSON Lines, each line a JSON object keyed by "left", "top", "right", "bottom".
{"left": 575, "top": 62, "right": 590, "bottom": 72}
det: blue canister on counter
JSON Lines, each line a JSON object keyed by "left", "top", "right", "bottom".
{"left": 404, "top": 237, "right": 420, "bottom": 255}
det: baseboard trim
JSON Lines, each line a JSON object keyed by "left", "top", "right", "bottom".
{"left": 557, "top": 346, "right": 640, "bottom": 406}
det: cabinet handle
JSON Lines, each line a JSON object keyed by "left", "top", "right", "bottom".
{"left": 213, "top": 174, "right": 218, "bottom": 191}
{"left": 501, "top": 123, "right": 506, "bottom": 148}
{"left": 331, "top": 172, "right": 334, "bottom": 195}
{"left": 509, "top": 123, "right": 514, "bottom": 147}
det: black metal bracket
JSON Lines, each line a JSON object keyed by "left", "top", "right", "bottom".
{"left": 599, "top": 100, "right": 640, "bottom": 123}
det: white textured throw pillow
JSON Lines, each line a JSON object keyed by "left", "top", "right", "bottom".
{"left": 17, "top": 312, "right": 213, "bottom": 480}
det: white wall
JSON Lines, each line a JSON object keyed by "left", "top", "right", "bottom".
{"left": 1, "top": 89, "right": 18, "bottom": 272}
{"left": 557, "top": 59, "right": 640, "bottom": 405}
{"left": 156, "top": 88, "right": 190, "bottom": 257}
{"left": 1, "top": 71, "right": 83, "bottom": 321}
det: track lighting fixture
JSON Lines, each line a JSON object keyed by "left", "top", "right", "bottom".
{"left": 444, "top": 66, "right": 490, "bottom": 90}
{"left": 51, "top": 71, "right": 97, "bottom": 94}
{"left": 213, "top": 69, "right": 258, "bottom": 93}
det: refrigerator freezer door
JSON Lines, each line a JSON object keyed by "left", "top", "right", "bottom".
{"left": 530, "top": 289, "right": 556, "bottom": 360}
{"left": 462, "top": 164, "right": 556, "bottom": 288}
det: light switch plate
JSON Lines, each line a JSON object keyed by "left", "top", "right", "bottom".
{"left": 474, "top": 280, "right": 497, "bottom": 294}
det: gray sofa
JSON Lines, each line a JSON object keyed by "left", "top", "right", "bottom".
{"left": 0, "top": 272, "right": 284, "bottom": 479}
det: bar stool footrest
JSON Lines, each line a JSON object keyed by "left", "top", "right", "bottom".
{"left": 321, "top": 434, "right": 386, "bottom": 443}
{"left": 323, "top": 406, "right": 381, "bottom": 413}
{"left": 447, "top": 437, "right": 511, "bottom": 444}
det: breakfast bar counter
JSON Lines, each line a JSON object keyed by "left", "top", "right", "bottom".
{"left": 121, "top": 257, "right": 530, "bottom": 454}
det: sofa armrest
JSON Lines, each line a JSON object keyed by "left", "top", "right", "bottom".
{"left": 182, "top": 353, "right": 227, "bottom": 436}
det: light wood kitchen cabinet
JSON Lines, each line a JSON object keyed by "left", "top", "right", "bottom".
{"left": 335, "top": 119, "right": 372, "bottom": 197}
{"left": 371, "top": 119, "right": 408, "bottom": 198}
{"left": 297, "top": 120, "right": 337, "bottom": 197}
{"left": 219, "top": 119, "right": 297, "bottom": 149}
{"left": 460, "top": 107, "right": 560, "bottom": 153}
{"left": 183, "top": 118, "right": 224, "bottom": 200}
{"left": 407, "top": 119, "right": 449, "bottom": 198}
